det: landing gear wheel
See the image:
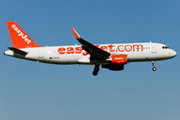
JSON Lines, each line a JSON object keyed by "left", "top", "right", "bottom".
{"left": 152, "top": 67, "right": 157, "bottom": 71}
{"left": 151, "top": 61, "right": 157, "bottom": 71}
{"left": 92, "top": 65, "right": 100, "bottom": 76}
{"left": 93, "top": 70, "right": 98, "bottom": 76}
{"left": 94, "top": 67, "right": 99, "bottom": 71}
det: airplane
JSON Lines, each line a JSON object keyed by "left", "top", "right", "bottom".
{"left": 4, "top": 21, "right": 177, "bottom": 76}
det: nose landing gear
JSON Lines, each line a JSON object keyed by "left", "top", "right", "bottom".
{"left": 152, "top": 61, "right": 157, "bottom": 71}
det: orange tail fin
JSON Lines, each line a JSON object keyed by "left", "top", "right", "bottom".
{"left": 6, "top": 21, "right": 41, "bottom": 49}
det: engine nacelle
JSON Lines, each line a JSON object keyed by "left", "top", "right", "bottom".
{"left": 102, "top": 64, "right": 124, "bottom": 71}
{"left": 102, "top": 54, "right": 127, "bottom": 71}
{"left": 108, "top": 54, "right": 127, "bottom": 64}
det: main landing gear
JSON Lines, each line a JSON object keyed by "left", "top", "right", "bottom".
{"left": 152, "top": 61, "right": 157, "bottom": 71}
{"left": 93, "top": 64, "right": 100, "bottom": 76}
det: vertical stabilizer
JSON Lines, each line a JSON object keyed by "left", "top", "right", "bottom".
{"left": 6, "top": 21, "right": 41, "bottom": 49}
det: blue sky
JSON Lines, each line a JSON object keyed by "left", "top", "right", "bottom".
{"left": 0, "top": 0, "right": 180, "bottom": 120}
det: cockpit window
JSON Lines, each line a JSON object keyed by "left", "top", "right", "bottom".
{"left": 162, "top": 46, "right": 169, "bottom": 49}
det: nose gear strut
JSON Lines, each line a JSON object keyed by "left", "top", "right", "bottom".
{"left": 152, "top": 61, "right": 157, "bottom": 71}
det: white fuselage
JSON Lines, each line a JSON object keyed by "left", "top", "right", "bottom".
{"left": 4, "top": 42, "right": 177, "bottom": 65}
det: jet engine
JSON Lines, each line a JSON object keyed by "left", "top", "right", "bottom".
{"left": 102, "top": 54, "right": 127, "bottom": 71}
{"left": 110, "top": 54, "right": 127, "bottom": 64}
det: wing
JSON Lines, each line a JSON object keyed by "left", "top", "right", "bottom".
{"left": 71, "top": 27, "right": 110, "bottom": 59}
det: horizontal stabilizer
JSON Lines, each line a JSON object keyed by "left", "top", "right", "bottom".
{"left": 8, "top": 47, "right": 28, "bottom": 55}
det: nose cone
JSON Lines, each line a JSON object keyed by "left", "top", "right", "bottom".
{"left": 171, "top": 50, "right": 177, "bottom": 58}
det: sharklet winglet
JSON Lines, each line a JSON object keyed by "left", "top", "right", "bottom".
{"left": 71, "top": 27, "right": 81, "bottom": 38}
